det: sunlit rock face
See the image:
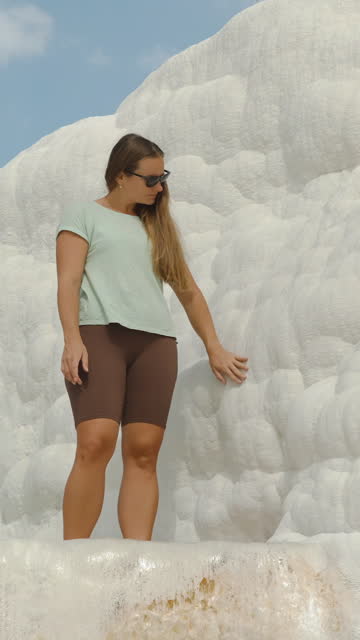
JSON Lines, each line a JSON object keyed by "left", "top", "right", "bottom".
{"left": 0, "top": 539, "right": 354, "bottom": 639}
{"left": 1, "top": 0, "right": 360, "bottom": 637}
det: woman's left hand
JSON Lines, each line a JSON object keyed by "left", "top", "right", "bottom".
{"left": 207, "top": 345, "right": 248, "bottom": 385}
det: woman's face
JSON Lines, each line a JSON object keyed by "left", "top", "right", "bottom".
{"left": 123, "top": 157, "right": 166, "bottom": 205}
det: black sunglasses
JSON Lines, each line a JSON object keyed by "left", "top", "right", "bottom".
{"left": 126, "top": 169, "right": 171, "bottom": 188}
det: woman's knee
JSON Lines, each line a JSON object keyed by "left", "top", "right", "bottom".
{"left": 76, "top": 417, "right": 120, "bottom": 462}
{"left": 121, "top": 422, "right": 164, "bottom": 466}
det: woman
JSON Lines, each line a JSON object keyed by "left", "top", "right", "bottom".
{"left": 56, "top": 133, "right": 248, "bottom": 541}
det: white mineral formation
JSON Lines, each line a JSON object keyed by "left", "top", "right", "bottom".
{"left": 0, "top": 0, "right": 359, "bottom": 637}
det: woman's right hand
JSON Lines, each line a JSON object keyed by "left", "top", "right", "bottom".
{"left": 61, "top": 338, "right": 89, "bottom": 385}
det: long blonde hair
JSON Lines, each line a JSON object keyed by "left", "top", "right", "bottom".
{"left": 104, "top": 133, "right": 192, "bottom": 294}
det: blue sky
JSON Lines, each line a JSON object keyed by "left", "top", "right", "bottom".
{"left": 0, "top": 0, "right": 260, "bottom": 168}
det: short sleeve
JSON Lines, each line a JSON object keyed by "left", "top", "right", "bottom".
{"left": 56, "top": 204, "right": 89, "bottom": 243}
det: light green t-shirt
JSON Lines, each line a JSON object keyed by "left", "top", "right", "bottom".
{"left": 56, "top": 201, "right": 177, "bottom": 338}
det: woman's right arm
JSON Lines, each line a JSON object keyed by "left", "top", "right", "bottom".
{"left": 57, "top": 280, "right": 81, "bottom": 344}
{"left": 56, "top": 231, "right": 89, "bottom": 384}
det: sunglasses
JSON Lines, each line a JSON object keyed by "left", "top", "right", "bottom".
{"left": 126, "top": 169, "right": 171, "bottom": 188}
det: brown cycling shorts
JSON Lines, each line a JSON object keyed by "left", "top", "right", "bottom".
{"left": 64, "top": 323, "right": 178, "bottom": 430}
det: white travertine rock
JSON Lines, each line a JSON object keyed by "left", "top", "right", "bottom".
{"left": 1, "top": 0, "right": 360, "bottom": 636}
